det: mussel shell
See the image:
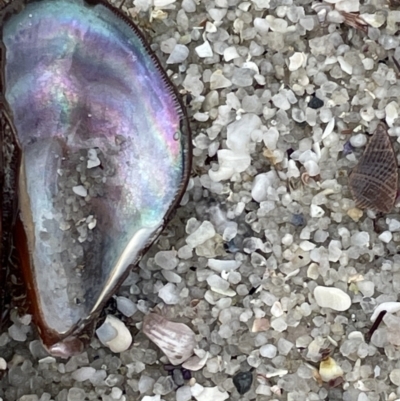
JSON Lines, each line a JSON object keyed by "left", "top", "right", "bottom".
{"left": 0, "top": 0, "right": 191, "bottom": 356}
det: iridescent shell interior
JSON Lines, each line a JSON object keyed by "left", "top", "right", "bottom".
{"left": 0, "top": 0, "right": 191, "bottom": 356}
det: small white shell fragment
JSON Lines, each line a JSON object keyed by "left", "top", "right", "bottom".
{"left": 390, "top": 369, "right": 400, "bottom": 386}
{"left": 350, "top": 133, "right": 367, "bottom": 148}
{"left": 313, "top": 286, "right": 351, "bottom": 311}
{"left": 191, "top": 384, "right": 229, "bottom": 401}
{"left": 288, "top": 52, "right": 307, "bottom": 71}
{"left": 337, "top": 56, "right": 352, "bottom": 75}
{"left": 378, "top": 231, "right": 393, "bottom": 244}
{"left": 0, "top": 357, "right": 6, "bottom": 370}
{"left": 72, "top": 185, "right": 88, "bottom": 197}
{"left": 223, "top": 46, "right": 240, "bottom": 62}
{"left": 360, "top": 13, "right": 385, "bottom": 28}
{"left": 186, "top": 221, "right": 216, "bottom": 248}
{"left": 195, "top": 41, "right": 213, "bottom": 58}
{"left": 19, "top": 314, "right": 32, "bottom": 325}
{"left": 205, "top": 21, "right": 217, "bottom": 33}
{"left": 348, "top": 331, "right": 364, "bottom": 341}
{"left": 142, "top": 313, "right": 196, "bottom": 365}
{"left": 371, "top": 302, "right": 400, "bottom": 322}
{"left": 335, "top": 0, "right": 359, "bottom": 13}
{"left": 356, "top": 281, "right": 375, "bottom": 297}
{"left": 304, "top": 160, "right": 320, "bottom": 176}
{"left": 319, "top": 357, "right": 344, "bottom": 382}
{"left": 209, "top": 70, "right": 232, "bottom": 89}
{"left": 153, "top": 0, "right": 176, "bottom": 7}
{"left": 385, "top": 101, "right": 399, "bottom": 127}
{"left": 310, "top": 204, "right": 324, "bottom": 218}
{"left": 321, "top": 117, "right": 335, "bottom": 140}
{"left": 266, "top": 368, "right": 288, "bottom": 378}
{"left": 271, "top": 301, "right": 284, "bottom": 317}
{"left": 300, "top": 241, "right": 316, "bottom": 251}
{"left": 182, "top": 350, "right": 209, "bottom": 371}
{"left": 166, "top": 44, "right": 189, "bottom": 64}
{"left": 87, "top": 148, "right": 101, "bottom": 169}
{"left": 116, "top": 296, "right": 137, "bottom": 317}
{"left": 96, "top": 315, "right": 132, "bottom": 353}
{"left": 207, "top": 259, "right": 241, "bottom": 272}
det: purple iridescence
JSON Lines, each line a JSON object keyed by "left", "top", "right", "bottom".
{"left": 2, "top": 0, "right": 189, "bottom": 336}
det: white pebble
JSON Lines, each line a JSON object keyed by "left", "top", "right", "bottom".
{"left": 191, "top": 384, "right": 229, "bottom": 401}
{"left": 313, "top": 286, "right": 351, "bottom": 311}
{"left": 209, "top": 70, "right": 232, "bottom": 89}
{"left": 321, "top": 117, "right": 335, "bottom": 140}
{"left": 271, "top": 93, "right": 290, "bottom": 110}
{"left": 96, "top": 315, "right": 132, "bottom": 353}
{"left": 379, "top": 231, "right": 393, "bottom": 243}
{"left": 360, "top": 106, "right": 375, "bottom": 121}
{"left": 195, "top": 41, "right": 213, "bottom": 58}
{"left": 155, "top": 250, "right": 178, "bottom": 270}
{"left": 386, "top": 101, "right": 399, "bottom": 127}
{"left": 263, "top": 127, "right": 279, "bottom": 150}
{"left": 271, "top": 301, "right": 284, "bottom": 317}
{"left": 387, "top": 218, "right": 400, "bottom": 231}
{"left": 288, "top": 52, "right": 307, "bottom": 71}
{"left": 260, "top": 344, "right": 277, "bottom": 358}
{"left": 208, "top": 259, "right": 241, "bottom": 272}
{"left": 176, "top": 386, "right": 193, "bottom": 401}
{"left": 72, "top": 367, "right": 96, "bottom": 382}
{"left": 251, "top": 171, "right": 279, "bottom": 203}
{"left": 351, "top": 232, "right": 370, "bottom": 247}
{"left": 116, "top": 296, "right": 137, "bottom": 317}
{"left": 357, "top": 281, "right": 375, "bottom": 298}
{"left": 360, "top": 13, "right": 385, "bottom": 28}
{"left": 270, "top": 317, "right": 287, "bottom": 332}
{"left": 328, "top": 240, "right": 342, "bottom": 262}
{"left": 186, "top": 221, "right": 216, "bottom": 248}
{"left": 281, "top": 233, "right": 293, "bottom": 246}
{"left": 87, "top": 149, "right": 101, "bottom": 169}
{"left": 72, "top": 185, "right": 87, "bottom": 197}
{"left": 182, "top": 0, "right": 196, "bottom": 12}
{"left": 300, "top": 241, "right": 316, "bottom": 251}
{"left": 350, "top": 133, "right": 367, "bottom": 148}
{"left": 337, "top": 56, "right": 353, "bottom": 74}
{"left": 390, "top": 369, "right": 400, "bottom": 386}
{"left": 158, "top": 283, "right": 181, "bottom": 305}
{"left": 335, "top": 0, "right": 360, "bottom": 13}
{"left": 167, "top": 44, "right": 189, "bottom": 64}
{"left": 310, "top": 204, "right": 324, "bottom": 218}
{"left": 223, "top": 46, "right": 240, "bottom": 62}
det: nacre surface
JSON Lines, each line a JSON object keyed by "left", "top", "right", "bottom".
{"left": 0, "top": 0, "right": 191, "bottom": 356}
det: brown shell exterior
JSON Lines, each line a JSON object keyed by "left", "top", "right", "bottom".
{"left": 349, "top": 123, "right": 398, "bottom": 213}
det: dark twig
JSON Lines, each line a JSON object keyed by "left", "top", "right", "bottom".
{"left": 366, "top": 310, "right": 387, "bottom": 342}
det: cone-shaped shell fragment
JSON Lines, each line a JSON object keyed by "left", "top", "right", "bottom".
{"left": 349, "top": 123, "right": 398, "bottom": 213}
{"left": 0, "top": 0, "right": 191, "bottom": 356}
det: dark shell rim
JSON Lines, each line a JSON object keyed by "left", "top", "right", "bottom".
{"left": 0, "top": 0, "right": 193, "bottom": 354}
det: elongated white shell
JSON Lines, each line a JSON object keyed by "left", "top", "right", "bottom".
{"left": 313, "top": 286, "right": 351, "bottom": 311}
{"left": 142, "top": 313, "right": 196, "bottom": 365}
{"left": 96, "top": 315, "right": 132, "bottom": 353}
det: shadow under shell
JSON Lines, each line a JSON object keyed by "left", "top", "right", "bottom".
{"left": 0, "top": 0, "right": 191, "bottom": 356}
